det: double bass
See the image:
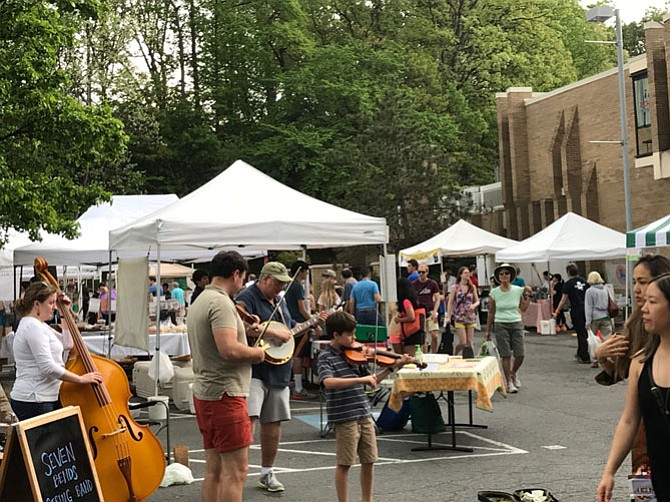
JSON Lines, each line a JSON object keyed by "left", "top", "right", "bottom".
{"left": 35, "top": 258, "right": 165, "bottom": 502}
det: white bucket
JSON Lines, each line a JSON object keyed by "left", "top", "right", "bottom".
{"left": 148, "top": 395, "right": 170, "bottom": 420}
{"left": 188, "top": 383, "right": 195, "bottom": 414}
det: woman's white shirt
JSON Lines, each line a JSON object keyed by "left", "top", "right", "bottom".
{"left": 10, "top": 316, "right": 66, "bottom": 402}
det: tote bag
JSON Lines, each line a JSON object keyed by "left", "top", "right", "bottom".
{"left": 401, "top": 307, "right": 426, "bottom": 339}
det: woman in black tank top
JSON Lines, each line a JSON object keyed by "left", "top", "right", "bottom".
{"left": 597, "top": 274, "right": 670, "bottom": 502}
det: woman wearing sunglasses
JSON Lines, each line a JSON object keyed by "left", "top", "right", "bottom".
{"left": 484, "top": 263, "right": 532, "bottom": 394}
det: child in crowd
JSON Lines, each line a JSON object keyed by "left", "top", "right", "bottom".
{"left": 317, "top": 311, "right": 411, "bottom": 502}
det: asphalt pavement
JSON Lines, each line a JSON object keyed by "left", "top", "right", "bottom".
{"left": 1, "top": 330, "right": 633, "bottom": 501}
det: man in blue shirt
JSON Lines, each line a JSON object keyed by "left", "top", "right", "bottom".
{"left": 348, "top": 267, "right": 384, "bottom": 326}
{"left": 407, "top": 259, "right": 420, "bottom": 281}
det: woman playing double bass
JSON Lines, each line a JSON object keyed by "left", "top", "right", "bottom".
{"left": 10, "top": 281, "right": 103, "bottom": 420}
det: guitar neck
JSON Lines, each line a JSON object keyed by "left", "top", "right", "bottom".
{"left": 290, "top": 302, "right": 344, "bottom": 336}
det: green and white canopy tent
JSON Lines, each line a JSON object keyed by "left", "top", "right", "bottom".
{"left": 627, "top": 215, "right": 670, "bottom": 249}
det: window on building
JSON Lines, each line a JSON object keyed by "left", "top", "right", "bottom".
{"left": 633, "top": 72, "right": 652, "bottom": 157}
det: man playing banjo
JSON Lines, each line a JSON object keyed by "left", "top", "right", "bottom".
{"left": 235, "top": 262, "right": 301, "bottom": 492}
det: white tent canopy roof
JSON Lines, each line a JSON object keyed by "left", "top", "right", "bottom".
{"left": 399, "top": 219, "right": 518, "bottom": 259}
{"left": 496, "top": 212, "right": 626, "bottom": 263}
{"left": 109, "top": 160, "right": 388, "bottom": 255}
{"left": 13, "top": 194, "right": 178, "bottom": 266}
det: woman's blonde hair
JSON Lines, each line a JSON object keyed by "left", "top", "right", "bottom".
{"left": 319, "top": 278, "right": 340, "bottom": 309}
{"left": 587, "top": 271, "right": 604, "bottom": 285}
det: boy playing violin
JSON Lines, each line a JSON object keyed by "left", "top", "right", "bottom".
{"left": 317, "top": 311, "right": 411, "bottom": 502}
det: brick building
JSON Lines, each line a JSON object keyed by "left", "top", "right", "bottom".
{"left": 481, "top": 20, "right": 670, "bottom": 240}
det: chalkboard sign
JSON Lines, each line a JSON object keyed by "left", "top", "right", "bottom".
{"left": 0, "top": 406, "right": 103, "bottom": 502}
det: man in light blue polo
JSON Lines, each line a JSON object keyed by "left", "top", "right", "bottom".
{"left": 347, "top": 267, "right": 384, "bottom": 326}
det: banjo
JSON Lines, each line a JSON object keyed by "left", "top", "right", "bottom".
{"left": 262, "top": 303, "right": 345, "bottom": 365}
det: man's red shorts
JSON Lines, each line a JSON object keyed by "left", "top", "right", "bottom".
{"left": 193, "top": 394, "right": 252, "bottom": 452}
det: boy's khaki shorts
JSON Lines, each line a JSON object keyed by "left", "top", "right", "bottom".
{"left": 334, "top": 416, "right": 378, "bottom": 466}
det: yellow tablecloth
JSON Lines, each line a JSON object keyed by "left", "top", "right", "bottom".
{"left": 388, "top": 356, "right": 505, "bottom": 412}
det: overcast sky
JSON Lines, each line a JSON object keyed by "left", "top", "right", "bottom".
{"left": 580, "top": 1, "right": 668, "bottom": 23}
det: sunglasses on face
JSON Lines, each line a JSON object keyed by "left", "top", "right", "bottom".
{"left": 419, "top": 271, "right": 428, "bottom": 274}
{"left": 499, "top": 271, "right": 510, "bottom": 276}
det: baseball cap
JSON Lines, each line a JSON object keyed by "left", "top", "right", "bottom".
{"left": 322, "top": 269, "right": 336, "bottom": 278}
{"left": 260, "top": 262, "right": 292, "bottom": 283}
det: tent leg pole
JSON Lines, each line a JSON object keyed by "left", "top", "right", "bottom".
{"left": 155, "top": 241, "right": 161, "bottom": 397}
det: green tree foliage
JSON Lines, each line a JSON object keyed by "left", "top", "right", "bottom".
{"left": 622, "top": 7, "right": 667, "bottom": 57}
{"left": 51, "top": 0, "right": 615, "bottom": 251}
{"left": 0, "top": 0, "right": 134, "bottom": 246}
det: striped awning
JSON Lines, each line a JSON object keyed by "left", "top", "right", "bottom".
{"left": 627, "top": 215, "right": 670, "bottom": 248}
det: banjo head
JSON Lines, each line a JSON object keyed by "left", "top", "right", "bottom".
{"left": 262, "top": 320, "right": 295, "bottom": 365}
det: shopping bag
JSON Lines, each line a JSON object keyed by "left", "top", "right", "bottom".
{"left": 148, "top": 350, "right": 175, "bottom": 384}
{"left": 587, "top": 329, "right": 602, "bottom": 362}
{"left": 629, "top": 474, "right": 657, "bottom": 501}
{"left": 376, "top": 397, "right": 410, "bottom": 432}
{"left": 479, "top": 340, "right": 500, "bottom": 361}
{"left": 408, "top": 393, "right": 446, "bottom": 434}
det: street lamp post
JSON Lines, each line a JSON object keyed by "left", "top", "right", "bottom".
{"left": 586, "top": 5, "right": 632, "bottom": 231}
{"left": 586, "top": 5, "right": 633, "bottom": 316}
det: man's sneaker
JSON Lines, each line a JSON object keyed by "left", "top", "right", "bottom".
{"left": 511, "top": 373, "right": 521, "bottom": 389}
{"left": 291, "top": 389, "right": 317, "bottom": 401}
{"left": 259, "top": 471, "right": 285, "bottom": 492}
{"left": 507, "top": 380, "right": 519, "bottom": 394}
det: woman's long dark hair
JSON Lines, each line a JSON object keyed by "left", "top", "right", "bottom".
{"left": 641, "top": 272, "right": 670, "bottom": 362}
{"left": 396, "top": 277, "right": 418, "bottom": 313}
{"left": 615, "top": 255, "right": 670, "bottom": 380}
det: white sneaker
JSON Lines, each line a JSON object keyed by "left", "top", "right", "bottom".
{"left": 507, "top": 380, "right": 519, "bottom": 394}
{"left": 511, "top": 373, "right": 521, "bottom": 388}
{"left": 259, "top": 471, "right": 284, "bottom": 492}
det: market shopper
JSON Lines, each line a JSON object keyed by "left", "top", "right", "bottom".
{"left": 412, "top": 264, "right": 440, "bottom": 353}
{"left": 485, "top": 263, "right": 532, "bottom": 394}
{"left": 186, "top": 250, "right": 265, "bottom": 502}
{"left": 594, "top": 254, "right": 670, "bottom": 474}
{"left": 446, "top": 266, "right": 480, "bottom": 357}
{"left": 585, "top": 271, "right": 613, "bottom": 343}
{"left": 348, "top": 267, "right": 384, "bottom": 326}
{"left": 555, "top": 264, "right": 590, "bottom": 363}
{"left": 389, "top": 277, "right": 424, "bottom": 357}
{"left": 597, "top": 273, "right": 670, "bottom": 502}
{"left": 10, "top": 282, "right": 103, "bottom": 420}
{"left": 190, "top": 269, "right": 209, "bottom": 305}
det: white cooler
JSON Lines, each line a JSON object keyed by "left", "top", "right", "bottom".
{"left": 132, "top": 360, "right": 196, "bottom": 411}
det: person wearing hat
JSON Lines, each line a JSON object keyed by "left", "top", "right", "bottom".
{"left": 236, "top": 261, "right": 328, "bottom": 492}
{"left": 485, "top": 263, "right": 533, "bottom": 394}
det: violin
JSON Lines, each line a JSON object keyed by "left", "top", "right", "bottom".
{"left": 236, "top": 303, "right": 260, "bottom": 325}
{"left": 342, "top": 342, "right": 427, "bottom": 369}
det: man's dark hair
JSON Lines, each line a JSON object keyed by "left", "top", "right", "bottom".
{"left": 360, "top": 266, "right": 371, "bottom": 277}
{"left": 290, "top": 260, "right": 309, "bottom": 276}
{"left": 210, "top": 251, "right": 247, "bottom": 279}
{"left": 149, "top": 275, "right": 156, "bottom": 282}
{"left": 408, "top": 259, "right": 419, "bottom": 269}
{"left": 192, "top": 269, "right": 209, "bottom": 282}
{"left": 326, "top": 311, "right": 357, "bottom": 337}
{"left": 342, "top": 268, "right": 353, "bottom": 279}
{"left": 566, "top": 263, "right": 579, "bottom": 277}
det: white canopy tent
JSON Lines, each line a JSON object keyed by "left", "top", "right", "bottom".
{"left": 398, "top": 219, "right": 518, "bottom": 284}
{"left": 109, "top": 160, "right": 388, "bottom": 255}
{"left": 109, "top": 160, "right": 389, "bottom": 389}
{"left": 13, "top": 194, "right": 178, "bottom": 266}
{"left": 496, "top": 212, "right": 626, "bottom": 263}
{"left": 399, "top": 219, "right": 518, "bottom": 259}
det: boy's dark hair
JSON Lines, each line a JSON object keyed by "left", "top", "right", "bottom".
{"left": 407, "top": 259, "right": 419, "bottom": 268}
{"left": 192, "top": 269, "right": 209, "bottom": 282}
{"left": 290, "top": 260, "right": 309, "bottom": 276}
{"left": 210, "top": 251, "right": 248, "bottom": 279}
{"left": 342, "top": 268, "right": 353, "bottom": 279}
{"left": 566, "top": 263, "right": 579, "bottom": 277}
{"left": 326, "top": 311, "right": 357, "bottom": 336}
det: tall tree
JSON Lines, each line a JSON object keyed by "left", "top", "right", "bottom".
{"left": 0, "top": 0, "right": 133, "bottom": 245}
